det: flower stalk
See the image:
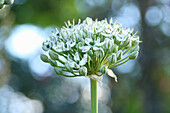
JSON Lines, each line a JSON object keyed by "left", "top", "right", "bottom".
{"left": 91, "top": 79, "right": 98, "bottom": 113}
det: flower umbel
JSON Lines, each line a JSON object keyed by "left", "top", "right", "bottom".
{"left": 41, "top": 17, "right": 141, "bottom": 83}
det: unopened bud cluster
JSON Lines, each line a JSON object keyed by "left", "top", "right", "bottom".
{"left": 0, "top": 0, "right": 14, "bottom": 9}
{"left": 41, "top": 17, "right": 140, "bottom": 82}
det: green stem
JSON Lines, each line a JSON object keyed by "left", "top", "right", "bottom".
{"left": 90, "top": 79, "right": 98, "bottom": 113}
{"left": 109, "top": 58, "right": 130, "bottom": 68}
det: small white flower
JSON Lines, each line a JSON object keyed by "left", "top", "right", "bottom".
{"left": 101, "top": 32, "right": 113, "bottom": 37}
{"left": 42, "top": 41, "right": 53, "bottom": 51}
{"left": 54, "top": 39, "right": 76, "bottom": 52}
{"left": 67, "top": 52, "right": 87, "bottom": 68}
{"left": 84, "top": 17, "right": 93, "bottom": 26}
{"left": 79, "top": 38, "right": 105, "bottom": 52}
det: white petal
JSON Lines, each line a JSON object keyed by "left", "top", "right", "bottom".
{"left": 131, "top": 35, "right": 139, "bottom": 41}
{"left": 67, "top": 55, "right": 76, "bottom": 68}
{"left": 79, "top": 46, "right": 91, "bottom": 52}
{"left": 68, "top": 60, "right": 76, "bottom": 68}
{"left": 88, "top": 74, "right": 103, "bottom": 85}
{"left": 64, "top": 22, "right": 68, "bottom": 27}
{"left": 101, "top": 32, "right": 112, "bottom": 37}
{"left": 85, "top": 38, "right": 92, "bottom": 45}
{"left": 79, "top": 54, "right": 87, "bottom": 66}
{"left": 105, "top": 29, "right": 112, "bottom": 34}
{"left": 55, "top": 28, "right": 59, "bottom": 34}
{"left": 116, "top": 35, "right": 126, "bottom": 42}
{"left": 86, "top": 17, "right": 93, "bottom": 25}
{"left": 70, "top": 41, "right": 76, "bottom": 47}
{"left": 106, "top": 69, "right": 117, "bottom": 82}
{"left": 95, "top": 41, "right": 105, "bottom": 46}
{"left": 95, "top": 38, "right": 100, "bottom": 44}
{"left": 93, "top": 46, "right": 100, "bottom": 50}
{"left": 74, "top": 52, "right": 80, "bottom": 61}
{"left": 78, "top": 19, "right": 81, "bottom": 25}
{"left": 55, "top": 48, "right": 63, "bottom": 52}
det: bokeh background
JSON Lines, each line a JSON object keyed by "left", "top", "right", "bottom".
{"left": 0, "top": 0, "right": 170, "bottom": 113}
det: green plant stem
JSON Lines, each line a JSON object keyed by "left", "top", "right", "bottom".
{"left": 90, "top": 79, "right": 98, "bottom": 113}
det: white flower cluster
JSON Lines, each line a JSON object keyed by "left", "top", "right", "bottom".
{"left": 41, "top": 17, "right": 140, "bottom": 83}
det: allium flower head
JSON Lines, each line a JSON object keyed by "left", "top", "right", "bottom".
{"left": 41, "top": 17, "right": 141, "bottom": 83}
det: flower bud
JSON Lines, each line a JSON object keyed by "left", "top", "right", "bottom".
{"left": 49, "top": 51, "right": 58, "bottom": 60}
{"left": 114, "top": 37, "right": 121, "bottom": 45}
{"left": 40, "top": 54, "right": 49, "bottom": 63}
{"left": 49, "top": 59, "right": 57, "bottom": 67}
{"left": 100, "top": 65, "right": 108, "bottom": 74}
{"left": 129, "top": 51, "right": 139, "bottom": 59}
{"left": 54, "top": 67, "right": 63, "bottom": 75}
{"left": 130, "top": 45, "right": 139, "bottom": 53}
{"left": 108, "top": 53, "right": 117, "bottom": 65}
{"left": 65, "top": 62, "right": 73, "bottom": 73}
{"left": 122, "top": 37, "right": 130, "bottom": 47}
{"left": 116, "top": 50, "right": 123, "bottom": 60}
{"left": 132, "top": 40, "right": 140, "bottom": 46}
{"left": 105, "top": 39, "right": 114, "bottom": 50}
{"left": 95, "top": 50, "right": 104, "bottom": 60}
{"left": 132, "top": 36, "right": 140, "bottom": 46}
{"left": 111, "top": 44, "right": 118, "bottom": 53}
{"left": 79, "top": 66, "right": 87, "bottom": 76}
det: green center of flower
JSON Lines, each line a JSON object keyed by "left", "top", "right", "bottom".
{"left": 57, "top": 33, "right": 60, "bottom": 36}
{"left": 47, "top": 44, "right": 50, "bottom": 48}
{"left": 65, "top": 44, "right": 67, "bottom": 48}
{"left": 89, "top": 41, "right": 95, "bottom": 46}
{"left": 76, "top": 60, "right": 79, "bottom": 64}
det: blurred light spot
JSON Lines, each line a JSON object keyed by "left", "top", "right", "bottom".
{"left": 45, "top": 78, "right": 80, "bottom": 110}
{"left": 28, "top": 55, "right": 51, "bottom": 79}
{"left": 160, "top": 22, "right": 170, "bottom": 36}
{"left": 161, "top": 5, "right": 170, "bottom": 23}
{"left": 0, "top": 85, "right": 43, "bottom": 113}
{"left": 115, "top": 4, "right": 141, "bottom": 27}
{"left": 5, "top": 24, "right": 44, "bottom": 60}
{"left": 43, "top": 26, "right": 57, "bottom": 40}
{"left": 158, "top": 0, "right": 170, "bottom": 4}
{"left": 85, "top": 0, "right": 105, "bottom": 6}
{"left": 145, "top": 6, "right": 163, "bottom": 26}
{"left": 116, "top": 60, "right": 136, "bottom": 74}
{"left": 81, "top": 81, "right": 111, "bottom": 103}
{"left": 14, "top": 0, "right": 27, "bottom": 5}
{"left": 65, "top": 76, "right": 89, "bottom": 87}
{"left": 67, "top": 89, "right": 79, "bottom": 104}
{"left": 98, "top": 104, "right": 112, "bottom": 113}
{"left": 74, "top": 0, "right": 92, "bottom": 13}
